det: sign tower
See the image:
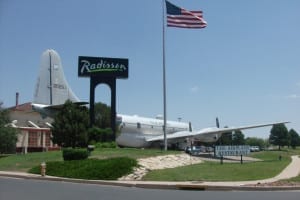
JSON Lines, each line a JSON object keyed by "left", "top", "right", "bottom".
{"left": 78, "top": 56, "right": 129, "bottom": 140}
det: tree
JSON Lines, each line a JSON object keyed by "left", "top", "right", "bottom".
{"left": 94, "top": 102, "right": 111, "bottom": 129}
{"left": 245, "top": 137, "right": 267, "bottom": 149}
{"left": 51, "top": 100, "right": 89, "bottom": 148}
{"left": 0, "top": 127, "right": 18, "bottom": 153}
{"left": 0, "top": 102, "right": 9, "bottom": 125}
{"left": 0, "top": 102, "right": 18, "bottom": 153}
{"left": 88, "top": 102, "right": 114, "bottom": 143}
{"left": 217, "top": 129, "right": 232, "bottom": 145}
{"left": 269, "top": 124, "right": 289, "bottom": 150}
{"left": 87, "top": 126, "right": 113, "bottom": 144}
{"left": 232, "top": 130, "right": 245, "bottom": 145}
{"left": 289, "top": 129, "right": 300, "bottom": 149}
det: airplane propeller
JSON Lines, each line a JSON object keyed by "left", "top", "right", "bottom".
{"left": 216, "top": 117, "right": 220, "bottom": 128}
{"left": 189, "top": 122, "right": 192, "bottom": 132}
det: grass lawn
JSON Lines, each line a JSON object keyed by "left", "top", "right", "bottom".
{"left": 0, "top": 148, "right": 179, "bottom": 172}
{"left": 1, "top": 147, "right": 299, "bottom": 182}
{"left": 142, "top": 158, "right": 289, "bottom": 181}
{"left": 0, "top": 151, "right": 63, "bottom": 172}
{"left": 142, "top": 149, "right": 296, "bottom": 182}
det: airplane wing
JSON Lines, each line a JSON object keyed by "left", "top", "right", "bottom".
{"left": 46, "top": 102, "right": 89, "bottom": 110}
{"left": 146, "top": 121, "right": 290, "bottom": 143}
{"left": 32, "top": 102, "right": 88, "bottom": 110}
{"left": 32, "top": 102, "right": 89, "bottom": 118}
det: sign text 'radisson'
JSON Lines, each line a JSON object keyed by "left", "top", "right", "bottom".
{"left": 78, "top": 56, "right": 128, "bottom": 78}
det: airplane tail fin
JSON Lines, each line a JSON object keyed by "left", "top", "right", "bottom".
{"left": 33, "top": 49, "right": 79, "bottom": 105}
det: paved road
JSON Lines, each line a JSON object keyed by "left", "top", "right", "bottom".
{"left": 0, "top": 177, "right": 299, "bottom": 200}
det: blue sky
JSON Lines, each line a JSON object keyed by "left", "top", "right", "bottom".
{"left": 1, "top": 0, "right": 299, "bottom": 138}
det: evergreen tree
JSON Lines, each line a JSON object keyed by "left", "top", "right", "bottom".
{"left": 232, "top": 130, "right": 245, "bottom": 145}
{"left": 217, "top": 129, "right": 232, "bottom": 145}
{"left": 0, "top": 102, "right": 18, "bottom": 153}
{"left": 94, "top": 102, "right": 111, "bottom": 129}
{"left": 289, "top": 129, "right": 300, "bottom": 149}
{"left": 0, "top": 102, "right": 9, "bottom": 125}
{"left": 245, "top": 137, "right": 267, "bottom": 149}
{"left": 88, "top": 102, "right": 114, "bottom": 143}
{"left": 269, "top": 124, "right": 289, "bottom": 150}
{"left": 87, "top": 126, "right": 113, "bottom": 143}
{"left": 51, "top": 100, "right": 89, "bottom": 148}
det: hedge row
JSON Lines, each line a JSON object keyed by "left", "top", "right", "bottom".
{"left": 28, "top": 157, "right": 138, "bottom": 180}
{"left": 62, "top": 148, "right": 89, "bottom": 161}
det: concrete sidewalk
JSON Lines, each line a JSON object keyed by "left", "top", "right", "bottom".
{"left": 0, "top": 155, "right": 300, "bottom": 191}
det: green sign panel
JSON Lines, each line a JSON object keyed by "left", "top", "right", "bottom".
{"left": 78, "top": 56, "right": 128, "bottom": 78}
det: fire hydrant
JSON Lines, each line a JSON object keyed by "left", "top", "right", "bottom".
{"left": 40, "top": 162, "right": 46, "bottom": 176}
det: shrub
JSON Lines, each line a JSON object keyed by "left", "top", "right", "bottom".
{"left": 28, "top": 157, "right": 138, "bottom": 180}
{"left": 88, "top": 127, "right": 114, "bottom": 143}
{"left": 95, "top": 142, "right": 117, "bottom": 148}
{"left": 62, "top": 148, "right": 89, "bottom": 161}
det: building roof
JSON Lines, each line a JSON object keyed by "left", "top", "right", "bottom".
{"left": 8, "top": 102, "right": 53, "bottom": 129}
{"left": 9, "top": 102, "right": 33, "bottom": 111}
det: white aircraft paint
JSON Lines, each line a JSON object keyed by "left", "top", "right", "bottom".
{"left": 32, "top": 49, "right": 290, "bottom": 148}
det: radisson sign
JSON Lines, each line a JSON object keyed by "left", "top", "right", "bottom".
{"left": 78, "top": 55, "right": 129, "bottom": 140}
{"left": 78, "top": 56, "right": 128, "bottom": 78}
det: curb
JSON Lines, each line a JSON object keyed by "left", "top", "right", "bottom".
{"left": 1, "top": 172, "right": 300, "bottom": 191}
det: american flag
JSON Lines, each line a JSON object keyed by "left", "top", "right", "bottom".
{"left": 166, "top": 1, "right": 207, "bottom": 29}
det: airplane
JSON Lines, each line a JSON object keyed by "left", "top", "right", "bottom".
{"left": 116, "top": 115, "right": 289, "bottom": 149}
{"left": 32, "top": 49, "right": 290, "bottom": 149}
{"left": 115, "top": 114, "right": 192, "bottom": 148}
{"left": 32, "top": 49, "right": 86, "bottom": 118}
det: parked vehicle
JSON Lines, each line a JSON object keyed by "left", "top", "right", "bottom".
{"left": 185, "top": 146, "right": 206, "bottom": 155}
{"left": 250, "top": 146, "right": 260, "bottom": 152}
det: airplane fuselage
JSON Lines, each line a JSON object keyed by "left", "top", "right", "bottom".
{"left": 116, "top": 114, "right": 190, "bottom": 148}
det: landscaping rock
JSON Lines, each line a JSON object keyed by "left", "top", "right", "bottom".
{"left": 119, "top": 154, "right": 202, "bottom": 181}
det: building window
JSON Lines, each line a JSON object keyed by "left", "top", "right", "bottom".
{"left": 40, "top": 132, "right": 43, "bottom": 146}
{"left": 28, "top": 132, "right": 38, "bottom": 147}
{"left": 45, "top": 132, "right": 51, "bottom": 147}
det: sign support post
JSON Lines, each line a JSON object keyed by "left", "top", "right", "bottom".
{"left": 215, "top": 145, "right": 250, "bottom": 165}
{"left": 79, "top": 56, "right": 128, "bottom": 141}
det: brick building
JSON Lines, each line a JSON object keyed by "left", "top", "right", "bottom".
{"left": 8, "top": 102, "right": 60, "bottom": 153}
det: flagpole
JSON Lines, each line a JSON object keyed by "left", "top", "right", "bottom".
{"left": 162, "top": 0, "right": 167, "bottom": 151}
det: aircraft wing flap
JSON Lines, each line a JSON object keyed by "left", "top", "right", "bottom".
{"left": 43, "top": 101, "right": 88, "bottom": 110}
{"left": 214, "top": 121, "right": 290, "bottom": 134}
{"left": 145, "top": 121, "right": 290, "bottom": 143}
{"left": 146, "top": 131, "right": 198, "bottom": 142}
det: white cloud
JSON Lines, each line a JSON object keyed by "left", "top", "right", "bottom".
{"left": 189, "top": 86, "right": 199, "bottom": 94}
{"left": 286, "top": 94, "right": 300, "bottom": 99}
